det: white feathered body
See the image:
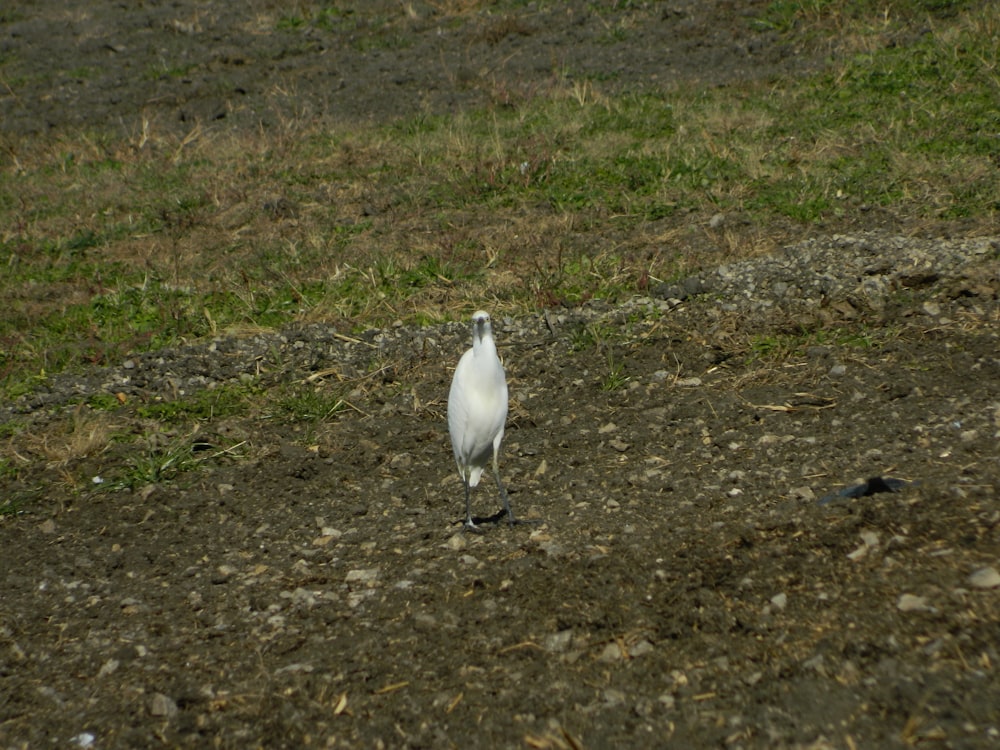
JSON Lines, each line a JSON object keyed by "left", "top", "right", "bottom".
{"left": 448, "top": 320, "right": 508, "bottom": 488}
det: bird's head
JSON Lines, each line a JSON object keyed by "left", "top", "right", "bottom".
{"left": 472, "top": 310, "right": 492, "bottom": 337}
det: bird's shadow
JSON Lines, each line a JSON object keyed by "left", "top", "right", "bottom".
{"left": 469, "top": 509, "right": 509, "bottom": 527}
{"left": 463, "top": 509, "right": 542, "bottom": 530}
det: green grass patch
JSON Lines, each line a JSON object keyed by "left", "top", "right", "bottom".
{"left": 0, "top": 490, "right": 36, "bottom": 517}
{"left": 105, "top": 434, "right": 242, "bottom": 491}
{"left": 749, "top": 326, "right": 879, "bottom": 361}
{"left": 274, "top": 384, "right": 347, "bottom": 422}
{"left": 601, "top": 354, "right": 630, "bottom": 392}
{"left": 136, "top": 382, "right": 263, "bottom": 424}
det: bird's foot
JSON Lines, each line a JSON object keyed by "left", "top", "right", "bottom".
{"left": 463, "top": 519, "right": 485, "bottom": 534}
{"left": 469, "top": 510, "right": 507, "bottom": 527}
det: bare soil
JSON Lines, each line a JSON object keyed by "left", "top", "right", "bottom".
{"left": 2, "top": 2, "right": 1000, "bottom": 749}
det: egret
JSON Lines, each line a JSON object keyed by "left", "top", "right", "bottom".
{"left": 447, "top": 310, "right": 524, "bottom": 530}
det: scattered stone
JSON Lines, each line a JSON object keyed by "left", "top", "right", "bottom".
{"left": 658, "top": 693, "right": 676, "bottom": 710}
{"left": 802, "top": 654, "right": 825, "bottom": 675}
{"left": 968, "top": 567, "right": 1000, "bottom": 589}
{"left": 150, "top": 693, "right": 178, "bottom": 717}
{"left": 96, "top": 658, "right": 119, "bottom": 678}
{"left": 630, "top": 640, "right": 655, "bottom": 658}
{"left": 741, "top": 671, "right": 762, "bottom": 687}
{"left": 345, "top": 568, "right": 379, "bottom": 585}
{"left": 543, "top": 630, "right": 574, "bottom": 653}
{"left": 599, "top": 642, "right": 624, "bottom": 662}
{"left": 897, "top": 593, "right": 931, "bottom": 612}
{"left": 770, "top": 593, "right": 788, "bottom": 611}
{"left": 675, "top": 377, "right": 702, "bottom": 387}
{"left": 843, "top": 548, "right": 864, "bottom": 567}
{"left": 790, "top": 486, "right": 816, "bottom": 502}
{"left": 389, "top": 452, "right": 413, "bottom": 469}
{"left": 282, "top": 587, "right": 318, "bottom": 607}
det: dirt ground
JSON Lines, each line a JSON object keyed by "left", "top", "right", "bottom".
{"left": 2, "top": 2, "right": 1000, "bottom": 749}
{"left": 0, "top": 0, "right": 820, "bottom": 139}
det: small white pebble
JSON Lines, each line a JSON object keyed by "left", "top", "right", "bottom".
{"left": 968, "top": 567, "right": 1000, "bottom": 589}
{"left": 897, "top": 593, "right": 930, "bottom": 612}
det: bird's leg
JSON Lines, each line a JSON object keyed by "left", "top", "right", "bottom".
{"left": 492, "top": 454, "right": 540, "bottom": 527}
{"left": 493, "top": 464, "right": 515, "bottom": 526}
{"left": 462, "top": 476, "right": 482, "bottom": 532}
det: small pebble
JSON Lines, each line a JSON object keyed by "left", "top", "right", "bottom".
{"left": 211, "top": 565, "right": 235, "bottom": 584}
{"left": 968, "top": 567, "right": 1000, "bottom": 589}
{"left": 790, "top": 486, "right": 816, "bottom": 502}
{"left": 630, "top": 640, "right": 655, "bottom": 657}
{"left": 897, "top": 593, "right": 931, "bottom": 612}
{"left": 150, "top": 693, "right": 178, "bottom": 717}
{"left": 345, "top": 568, "right": 379, "bottom": 584}
{"left": 543, "top": 630, "right": 574, "bottom": 653}
{"left": 599, "top": 642, "right": 624, "bottom": 662}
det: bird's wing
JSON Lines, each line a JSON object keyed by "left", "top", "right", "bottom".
{"left": 447, "top": 350, "right": 506, "bottom": 475}
{"left": 447, "top": 350, "right": 477, "bottom": 460}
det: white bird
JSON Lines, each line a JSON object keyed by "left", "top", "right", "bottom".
{"left": 447, "top": 310, "right": 523, "bottom": 530}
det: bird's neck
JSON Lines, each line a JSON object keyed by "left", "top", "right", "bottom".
{"left": 473, "top": 333, "right": 496, "bottom": 358}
